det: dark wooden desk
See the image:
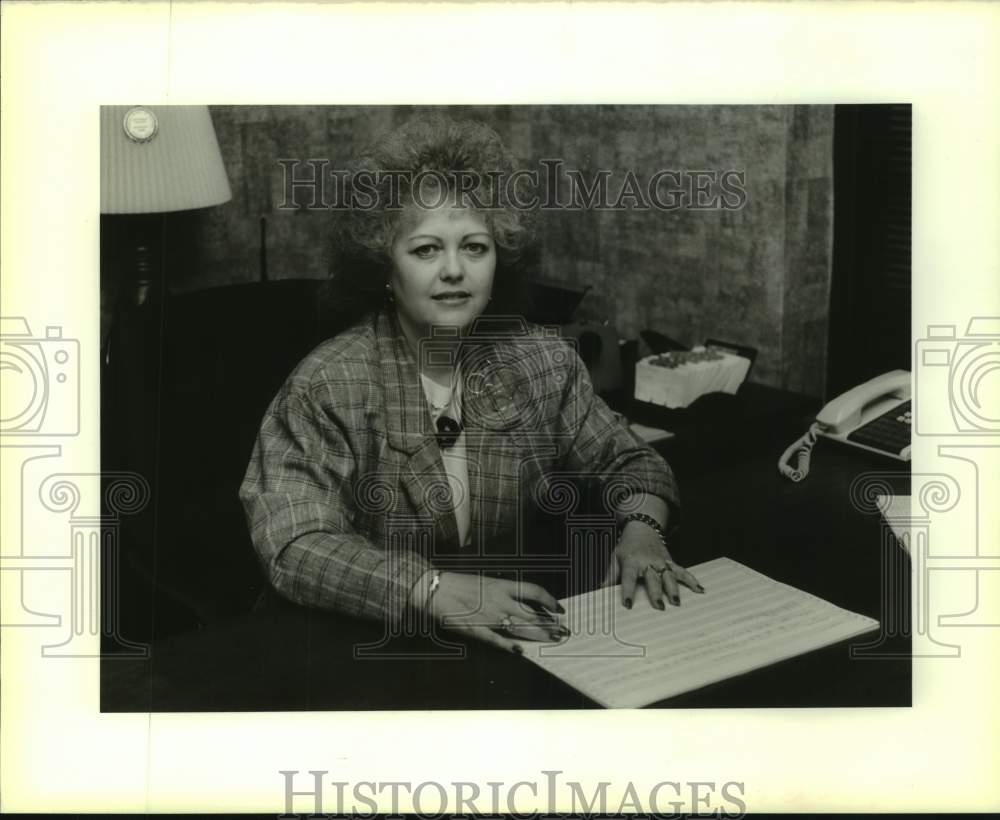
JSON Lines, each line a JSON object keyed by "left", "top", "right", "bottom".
{"left": 606, "top": 381, "right": 821, "bottom": 480}
{"left": 102, "top": 432, "right": 910, "bottom": 712}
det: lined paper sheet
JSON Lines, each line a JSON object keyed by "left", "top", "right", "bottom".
{"left": 514, "top": 557, "right": 879, "bottom": 708}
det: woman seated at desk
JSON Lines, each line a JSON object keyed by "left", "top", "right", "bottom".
{"left": 240, "top": 116, "right": 703, "bottom": 654}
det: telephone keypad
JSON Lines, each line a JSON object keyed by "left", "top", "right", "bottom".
{"left": 846, "top": 400, "right": 912, "bottom": 456}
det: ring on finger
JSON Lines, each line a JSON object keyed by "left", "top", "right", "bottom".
{"left": 498, "top": 616, "right": 514, "bottom": 632}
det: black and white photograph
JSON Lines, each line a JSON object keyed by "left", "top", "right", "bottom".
{"left": 3, "top": 2, "right": 998, "bottom": 815}
{"left": 98, "top": 103, "right": 912, "bottom": 711}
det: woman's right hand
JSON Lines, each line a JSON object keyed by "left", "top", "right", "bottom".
{"left": 428, "top": 572, "right": 569, "bottom": 653}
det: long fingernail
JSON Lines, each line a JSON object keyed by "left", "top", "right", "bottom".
{"left": 555, "top": 603, "right": 566, "bottom": 614}
{"left": 512, "top": 644, "right": 523, "bottom": 655}
{"left": 656, "top": 600, "right": 666, "bottom": 611}
{"left": 696, "top": 583, "right": 705, "bottom": 593}
{"left": 624, "top": 598, "right": 633, "bottom": 609}
{"left": 671, "top": 595, "right": 680, "bottom": 606}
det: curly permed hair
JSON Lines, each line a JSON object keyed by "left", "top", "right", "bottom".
{"left": 322, "top": 115, "right": 538, "bottom": 330}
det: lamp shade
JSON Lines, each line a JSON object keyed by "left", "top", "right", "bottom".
{"left": 101, "top": 105, "right": 232, "bottom": 214}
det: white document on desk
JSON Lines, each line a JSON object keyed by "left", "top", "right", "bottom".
{"left": 514, "top": 557, "right": 880, "bottom": 708}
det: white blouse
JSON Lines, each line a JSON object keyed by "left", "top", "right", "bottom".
{"left": 419, "top": 369, "right": 471, "bottom": 547}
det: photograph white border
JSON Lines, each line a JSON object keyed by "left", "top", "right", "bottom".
{"left": 2, "top": 0, "right": 999, "bottom": 813}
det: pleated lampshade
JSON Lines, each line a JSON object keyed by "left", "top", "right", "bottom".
{"left": 100, "top": 105, "right": 232, "bottom": 214}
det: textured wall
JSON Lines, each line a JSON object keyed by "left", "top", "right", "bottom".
{"left": 180, "top": 105, "right": 833, "bottom": 396}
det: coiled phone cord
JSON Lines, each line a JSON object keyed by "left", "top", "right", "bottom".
{"left": 778, "top": 422, "right": 822, "bottom": 482}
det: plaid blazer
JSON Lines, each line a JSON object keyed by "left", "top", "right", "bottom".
{"left": 240, "top": 307, "right": 679, "bottom": 623}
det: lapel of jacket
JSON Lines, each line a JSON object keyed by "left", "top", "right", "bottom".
{"left": 460, "top": 337, "right": 559, "bottom": 543}
{"left": 375, "top": 309, "right": 460, "bottom": 550}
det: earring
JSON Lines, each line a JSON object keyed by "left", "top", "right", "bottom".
{"left": 385, "top": 283, "right": 394, "bottom": 303}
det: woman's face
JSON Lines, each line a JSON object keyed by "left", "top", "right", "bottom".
{"left": 388, "top": 202, "right": 496, "bottom": 342}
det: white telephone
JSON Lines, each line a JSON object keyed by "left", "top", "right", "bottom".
{"left": 779, "top": 369, "right": 912, "bottom": 481}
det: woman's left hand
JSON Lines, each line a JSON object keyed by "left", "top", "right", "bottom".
{"left": 601, "top": 520, "right": 704, "bottom": 609}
